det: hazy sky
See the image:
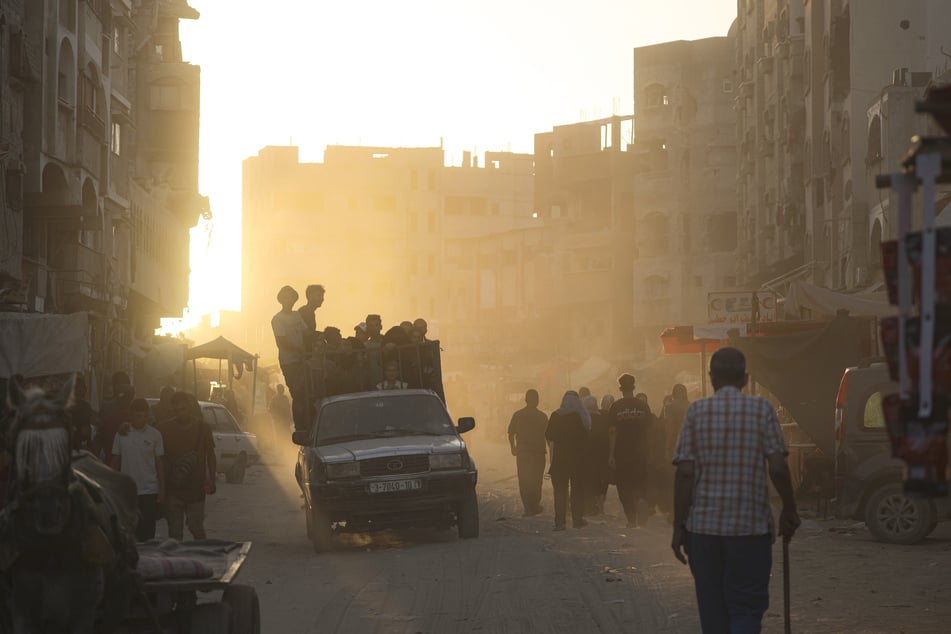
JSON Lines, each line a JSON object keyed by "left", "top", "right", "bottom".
{"left": 178, "top": 0, "right": 736, "bottom": 315}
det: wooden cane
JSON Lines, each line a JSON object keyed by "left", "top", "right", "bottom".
{"left": 783, "top": 536, "right": 791, "bottom": 634}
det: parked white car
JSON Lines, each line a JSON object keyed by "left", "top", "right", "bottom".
{"left": 146, "top": 399, "right": 260, "bottom": 483}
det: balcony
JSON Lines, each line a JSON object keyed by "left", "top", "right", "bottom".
{"left": 79, "top": 106, "right": 106, "bottom": 139}
{"left": 51, "top": 243, "right": 109, "bottom": 309}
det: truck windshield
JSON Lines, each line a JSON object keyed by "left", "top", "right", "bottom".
{"left": 316, "top": 395, "right": 456, "bottom": 445}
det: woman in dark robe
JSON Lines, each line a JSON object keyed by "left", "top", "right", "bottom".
{"left": 583, "top": 395, "right": 612, "bottom": 516}
{"left": 545, "top": 391, "right": 590, "bottom": 531}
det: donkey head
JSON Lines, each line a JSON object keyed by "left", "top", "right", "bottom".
{"left": 6, "top": 376, "right": 76, "bottom": 535}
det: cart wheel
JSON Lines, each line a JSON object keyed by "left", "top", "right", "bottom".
{"left": 222, "top": 584, "right": 261, "bottom": 634}
{"left": 188, "top": 602, "right": 232, "bottom": 634}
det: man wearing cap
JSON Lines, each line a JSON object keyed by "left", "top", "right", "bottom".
{"left": 271, "top": 285, "right": 309, "bottom": 432}
{"left": 671, "top": 347, "right": 800, "bottom": 633}
{"left": 608, "top": 373, "right": 653, "bottom": 528}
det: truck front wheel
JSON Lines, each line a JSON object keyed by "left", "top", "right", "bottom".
{"left": 457, "top": 488, "right": 480, "bottom": 539}
{"left": 308, "top": 502, "right": 334, "bottom": 553}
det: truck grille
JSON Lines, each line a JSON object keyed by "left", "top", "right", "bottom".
{"left": 360, "top": 454, "right": 430, "bottom": 477}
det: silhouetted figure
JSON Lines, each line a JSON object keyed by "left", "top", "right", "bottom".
{"left": 297, "top": 284, "right": 325, "bottom": 353}
{"left": 546, "top": 391, "right": 590, "bottom": 531}
{"left": 268, "top": 384, "right": 292, "bottom": 432}
{"left": 271, "top": 285, "right": 309, "bottom": 432}
{"left": 608, "top": 374, "right": 652, "bottom": 528}
{"left": 508, "top": 389, "right": 548, "bottom": 516}
{"left": 68, "top": 376, "right": 98, "bottom": 451}
{"left": 583, "top": 395, "right": 612, "bottom": 516}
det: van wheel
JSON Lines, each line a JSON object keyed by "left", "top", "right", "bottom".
{"left": 457, "top": 488, "right": 480, "bottom": 539}
{"left": 226, "top": 453, "right": 248, "bottom": 484}
{"left": 864, "top": 482, "right": 935, "bottom": 545}
{"left": 309, "top": 502, "right": 334, "bottom": 553}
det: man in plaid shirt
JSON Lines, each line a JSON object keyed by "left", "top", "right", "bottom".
{"left": 671, "top": 347, "right": 800, "bottom": 634}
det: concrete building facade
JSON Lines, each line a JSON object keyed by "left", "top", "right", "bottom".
{"left": 532, "top": 115, "right": 638, "bottom": 364}
{"left": 631, "top": 37, "right": 739, "bottom": 347}
{"left": 0, "top": 0, "right": 203, "bottom": 395}
{"left": 240, "top": 146, "right": 537, "bottom": 366}
{"left": 800, "top": 0, "right": 951, "bottom": 290}
{"left": 735, "top": 0, "right": 807, "bottom": 287}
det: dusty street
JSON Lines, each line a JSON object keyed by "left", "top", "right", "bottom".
{"left": 187, "top": 441, "right": 951, "bottom": 634}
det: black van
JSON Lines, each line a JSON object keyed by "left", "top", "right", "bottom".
{"left": 833, "top": 361, "right": 951, "bottom": 543}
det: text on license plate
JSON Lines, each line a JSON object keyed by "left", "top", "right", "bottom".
{"left": 368, "top": 479, "right": 422, "bottom": 494}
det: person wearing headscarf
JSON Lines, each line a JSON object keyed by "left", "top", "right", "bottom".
{"left": 608, "top": 374, "right": 653, "bottom": 528}
{"left": 545, "top": 391, "right": 590, "bottom": 531}
{"left": 583, "top": 394, "right": 614, "bottom": 516}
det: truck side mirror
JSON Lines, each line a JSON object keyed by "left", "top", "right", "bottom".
{"left": 457, "top": 417, "right": 475, "bottom": 434}
{"left": 291, "top": 430, "right": 310, "bottom": 446}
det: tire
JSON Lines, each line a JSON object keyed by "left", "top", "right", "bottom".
{"left": 188, "top": 602, "right": 232, "bottom": 634}
{"left": 226, "top": 453, "right": 248, "bottom": 484}
{"left": 222, "top": 584, "right": 261, "bottom": 634}
{"left": 864, "top": 482, "right": 936, "bottom": 545}
{"left": 457, "top": 488, "right": 480, "bottom": 539}
{"left": 309, "top": 502, "right": 334, "bottom": 553}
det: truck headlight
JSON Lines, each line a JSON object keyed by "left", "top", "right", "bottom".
{"left": 325, "top": 461, "right": 360, "bottom": 479}
{"left": 430, "top": 453, "right": 463, "bottom": 470}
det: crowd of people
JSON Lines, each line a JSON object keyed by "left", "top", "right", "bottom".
{"left": 269, "top": 283, "right": 439, "bottom": 432}
{"left": 509, "top": 348, "right": 802, "bottom": 633}
{"left": 508, "top": 373, "right": 690, "bottom": 530}
{"left": 67, "top": 372, "right": 217, "bottom": 544}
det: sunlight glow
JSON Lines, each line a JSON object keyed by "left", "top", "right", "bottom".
{"left": 177, "top": 0, "right": 736, "bottom": 319}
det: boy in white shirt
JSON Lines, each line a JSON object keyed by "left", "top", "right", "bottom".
{"left": 112, "top": 398, "right": 166, "bottom": 541}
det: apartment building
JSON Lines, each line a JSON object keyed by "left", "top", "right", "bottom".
{"left": 533, "top": 115, "right": 638, "bottom": 363}
{"left": 735, "top": 0, "right": 807, "bottom": 287}
{"left": 800, "top": 0, "right": 951, "bottom": 290}
{"left": 0, "top": 0, "right": 31, "bottom": 302}
{"left": 240, "top": 145, "right": 536, "bottom": 365}
{"left": 630, "top": 37, "right": 738, "bottom": 350}
{"left": 2, "top": 0, "right": 203, "bottom": 389}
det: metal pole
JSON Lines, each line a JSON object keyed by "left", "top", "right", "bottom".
{"left": 783, "top": 536, "right": 792, "bottom": 634}
{"left": 700, "top": 341, "right": 707, "bottom": 398}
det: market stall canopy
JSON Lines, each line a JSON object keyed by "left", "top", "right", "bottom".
{"left": 728, "top": 313, "right": 876, "bottom": 456}
{"left": 186, "top": 336, "right": 256, "bottom": 374}
{"left": 784, "top": 280, "right": 895, "bottom": 319}
{"left": 0, "top": 312, "right": 89, "bottom": 378}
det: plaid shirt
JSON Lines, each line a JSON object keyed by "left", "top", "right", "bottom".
{"left": 672, "top": 386, "right": 787, "bottom": 536}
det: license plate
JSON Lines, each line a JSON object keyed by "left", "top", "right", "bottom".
{"left": 368, "top": 479, "right": 422, "bottom": 494}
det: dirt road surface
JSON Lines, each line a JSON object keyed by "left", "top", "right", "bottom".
{"left": 189, "top": 440, "right": 951, "bottom": 633}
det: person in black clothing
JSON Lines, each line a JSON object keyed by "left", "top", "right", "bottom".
{"left": 68, "top": 375, "right": 98, "bottom": 451}
{"left": 608, "top": 374, "right": 653, "bottom": 528}
{"left": 546, "top": 391, "right": 591, "bottom": 531}
{"left": 508, "top": 389, "right": 549, "bottom": 517}
{"left": 636, "top": 392, "right": 667, "bottom": 516}
{"left": 582, "top": 395, "right": 612, "bottom": 516}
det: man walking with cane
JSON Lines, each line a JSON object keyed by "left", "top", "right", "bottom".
{"left": 670, "top": 347, "right": 800, "bottom": 634}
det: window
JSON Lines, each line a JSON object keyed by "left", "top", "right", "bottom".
{"left": 202, "top": 407, "right": 218, "bottom": 431}
{"left": 110, "top": 122, "right": 121, "bottom": 155}
{"left": 150, "top": 84, "right": 181, "bottom": 110}
{"left": 722, "top": 80, "right": 734, "bottom": 93}
{"left": 214, "top": 408, "right": 241, "bottom": 433}
{"left": 862, "top": 392, "right": 885, "bottom": 430}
